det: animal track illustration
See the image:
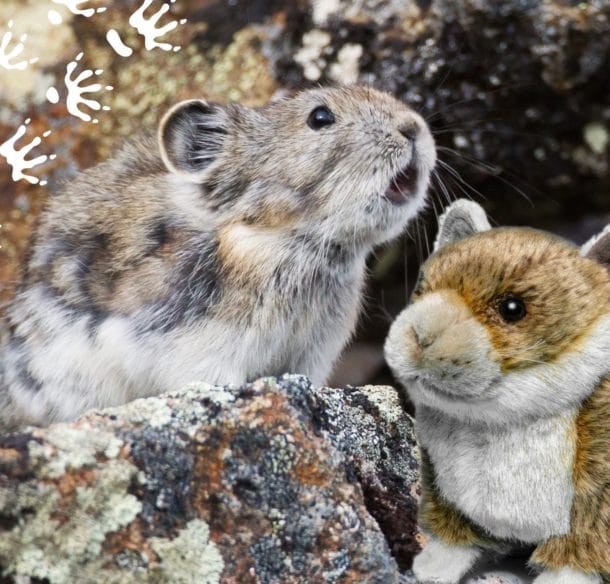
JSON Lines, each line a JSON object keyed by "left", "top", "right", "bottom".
{"left": 0, "top": 119, "right": 56, "bottom": 186}
{"left": 46, "top": 52, "right": 113, "bottom": 124}
{"left": 48, "top": 0, "right": 107, "bottom": 23}
{"left": 2, "top": 0, "right": 188, "bottom": 185}
{"left": 0, "top": 20, "right": 38, "bottom": 71}
{"left": 107, "top": 0, "right": 187, "bottom": 56}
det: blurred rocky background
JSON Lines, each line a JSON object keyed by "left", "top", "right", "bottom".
{"left": 1, "top": 0, "right": 609, "bottom": 389}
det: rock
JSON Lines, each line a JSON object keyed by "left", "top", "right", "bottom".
{"left": 0, "top": 375, "right": 420, "bottom": 583}
{"left": 308, "top": 384, "right": 422, "bottom": 569}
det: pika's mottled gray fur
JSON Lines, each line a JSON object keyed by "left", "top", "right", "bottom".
{"left": 1, "top": 86, "right": 436, "bottom": 429}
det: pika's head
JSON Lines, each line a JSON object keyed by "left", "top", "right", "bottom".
{"left": 158, "top": 86, "right": 435, "bottom": 247}
{"left": 385, "top": 199, "right": 610, "bottom": 424}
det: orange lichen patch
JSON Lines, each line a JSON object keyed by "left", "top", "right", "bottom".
{"left": 53, "top": 467, "right": 98, "bottom": 496}
{"left": 47, "top": 467, "right": 99, "bottom": 524}
{"left": 191, "top": 430, "right": 233, "bottom": 514}
{"left": 0, "top": 447, "right": 20, "bottom": 465}
{"left": 293, "top": 455, "right": 331, "bottom": 486}
{"left": 102, "top": 518, "right": 159, "bottom": 563}
{"left": 238, "top": 394, "right": 335, "bottom": 487}
{"left": 292, "top": 433, "right": 333, "bottom": 487}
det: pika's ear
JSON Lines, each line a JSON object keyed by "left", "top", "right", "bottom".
{"left": 434, "top": 199, "right": 492, "bottom": 251}
{"left": 582, "top": 225, "right": 610, "bottom": 272}
{"left": 158, "top": 99, "right": 229, "bottom": 181}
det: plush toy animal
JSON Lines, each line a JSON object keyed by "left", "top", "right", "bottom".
{"left": 385, "top": 199, "right": 610, "bottom": 584}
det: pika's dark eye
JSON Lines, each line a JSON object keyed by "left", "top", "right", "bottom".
{"left": 498, "top": 296, "right": 527, "bottom": 323}
{"left": 307, "top": 106, "right": 335, "bottom": 130}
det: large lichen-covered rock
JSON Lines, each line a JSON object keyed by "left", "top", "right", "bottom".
{"left": 0, "top": 375, "right": 420, "bottom": 583}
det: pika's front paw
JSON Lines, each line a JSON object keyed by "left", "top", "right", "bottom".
{"left": 412, "top": 536, "right": 481, "bottom": 583}
{"left": 532, "top": 567, "right": 602, "bottom": 584}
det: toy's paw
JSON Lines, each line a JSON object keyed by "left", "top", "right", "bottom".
{"left": 532, "top": 567, "right": 602, "bottom": 584}
{"left": 412, "top": 536, "right": 481, "bottom": 583}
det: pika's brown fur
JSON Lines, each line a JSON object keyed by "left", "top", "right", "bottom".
{"left": 1, "top": 86, "right": 436, "bottom": 428}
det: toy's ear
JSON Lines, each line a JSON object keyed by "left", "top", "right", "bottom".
{"left": 434, "top": 199, "right": 492, "bottom": 251}
{"left": 582, "top": 225, "right": 610, "bottom": 273}
{"left": 158, "top": 99, "right": 230, "bottom": 182}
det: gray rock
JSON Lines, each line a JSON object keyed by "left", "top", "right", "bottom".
{"left": 0, "top": 375, "right": 420, "bottom": 584}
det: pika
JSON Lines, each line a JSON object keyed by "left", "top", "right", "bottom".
{"left": 0, "top": 86, "right": 436, "bottom": 429}
{"left": 385, "top": 200, "right": 610, "bottom": 584}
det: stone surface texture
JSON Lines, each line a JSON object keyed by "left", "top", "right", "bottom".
{"left": 0, "top": 375, "right": 420, "bottom": 583}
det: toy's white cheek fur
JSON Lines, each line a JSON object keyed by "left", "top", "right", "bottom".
{"left": 387, "top": 294, "right": 610, "bottom": 425}
{"left": 384, "top": 290, "right": 501, "bottom": 400}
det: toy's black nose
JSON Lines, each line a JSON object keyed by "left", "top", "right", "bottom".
{"left": 399, "top": 124, "right": 419, "bottom": 141}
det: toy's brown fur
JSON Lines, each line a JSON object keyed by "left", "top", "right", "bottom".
{"left": 386, "top": 203, "right": 610, "bottom": 582}
{"left": 530, "top": 375, "right": 610, "bottom": 577}
{"left": 402, "top": 221, "right": 610, "bottom": 581}
{"left": 416, "top": 228, "right": 610, "bottom": 372}
{"left": 418, "top": 448, "right": 494, "bottom": 548}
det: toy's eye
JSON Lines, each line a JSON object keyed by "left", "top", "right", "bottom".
{"left": 307, "top": 106, "right": 335, "bottom": 130}
{"left": 498, "top": 296, "right": 527, "bottom": 323}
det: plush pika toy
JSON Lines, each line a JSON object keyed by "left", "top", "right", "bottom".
{"left": 385, "top": 199, "right": 610, "bottom": 584}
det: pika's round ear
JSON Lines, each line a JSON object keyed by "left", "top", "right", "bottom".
{"left": 581, "top": 225, "right": 610, "bottom": 273}
{"left": 434, "top": 199, "right": 492, "bottom": 251}
{"left": 158, "top": 99, "right": 229, "bottom": 182}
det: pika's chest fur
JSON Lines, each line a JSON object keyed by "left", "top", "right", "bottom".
{"left": 417, "top": 406, "right": 577, "bottom": 543}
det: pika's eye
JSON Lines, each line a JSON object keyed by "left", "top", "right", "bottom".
{"left": 307, "top": 106, "right": 335, "bottom": 130}
{"left": 498, "top": 296, "right": 527, "bottom": 323}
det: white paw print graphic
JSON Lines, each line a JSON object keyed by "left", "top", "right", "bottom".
{"left": 46, "top": 52, "right": 113, "bottom": 124}
{"left": 0, "top": 119, "right": 56, "bottom": 186}
{"left": 48, "top": 0, "right": 107, "bottom": 24}
{"left": 1, "top": 1, "right": 189, "bottom": 186}
{"left": 107, "top": 0, "right": 187, "bottom": 56}
{"left": 0, "top": 20, "right": 38, "bottom": 71}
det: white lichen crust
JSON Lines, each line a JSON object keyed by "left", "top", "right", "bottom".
{"left": 0, "top": 376, "right": 419, "bottom": 583}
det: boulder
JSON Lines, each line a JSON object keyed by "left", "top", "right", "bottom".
{"left": 0, "top": 375, "right": 420, "bottom": 583}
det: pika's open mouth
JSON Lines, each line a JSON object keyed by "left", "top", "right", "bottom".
{"left": 385, "top": 162, "right": 419, "bottom": 204}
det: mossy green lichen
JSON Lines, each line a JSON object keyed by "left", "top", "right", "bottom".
{"left": 149, "top": 519, "right": 223, "bottom": 584}
{"left": 0, "top": 459, "right": 141, "bottom": 583}
{"left": 28, "top": 425, "right": 124, "bottom": 478}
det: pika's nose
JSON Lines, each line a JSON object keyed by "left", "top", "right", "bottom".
{"left": 398, "top": 124, "right": 419, "bottom": 142}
